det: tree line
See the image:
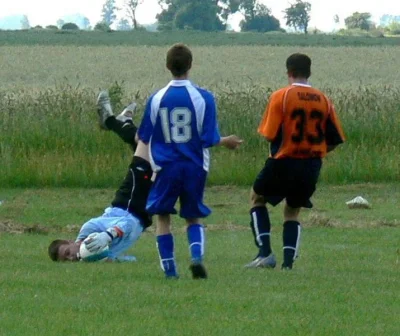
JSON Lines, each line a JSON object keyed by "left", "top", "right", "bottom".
{"left": 17, "top": 0, "right": 400, "bottom": 35}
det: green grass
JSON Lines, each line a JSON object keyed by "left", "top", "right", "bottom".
{"left": 0, "top": 186, "right": 399, "bottom": 336}
{"left": 1, "top": 29, "right": 400, "bottom": 47}
{"left": 1, "top": 84, "right": 399, "bottom": 187}
{"left": 1, "top": 44, "right": 399, "bottom": 187}
{"left": 0, "top": 184, "right": 399, "bottom": 229}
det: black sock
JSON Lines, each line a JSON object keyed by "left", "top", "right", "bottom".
{"left": 283, "top": 221, "right": 301, "bottom": 267}
{"left": 250, "top": 206, "right": 272, "bottom": 257}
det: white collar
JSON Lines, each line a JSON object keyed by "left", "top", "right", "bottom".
{"left": 292, "top": 82, "right": 312, "bottom": 87}
{"left": 169, "top": 80, "right": 191, "bottom": 87}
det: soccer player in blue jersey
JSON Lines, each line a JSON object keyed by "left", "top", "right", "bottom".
{"left": 138, "top": 43, "right": 242, "bottom": 279}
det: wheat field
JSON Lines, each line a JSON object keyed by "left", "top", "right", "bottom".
{"left": 1, "top": 44, "right": 400, "bottom": 186}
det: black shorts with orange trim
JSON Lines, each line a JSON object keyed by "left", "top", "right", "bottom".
{"left": 253, "top": 158, "right": 322, "bottom": 209}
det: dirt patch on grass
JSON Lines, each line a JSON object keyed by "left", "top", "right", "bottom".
{"left": 0, "top": 221, "right": 49, "bottom": 234}
{"left": 303, "top": 213, "right": 399, "bottom": 228}
{"left": 1, "top": 217, "right": 398, "bottom": 236}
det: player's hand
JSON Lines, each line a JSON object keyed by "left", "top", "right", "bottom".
{"left": 85, "top": 232, "right": 112, "bottom": 253}
{"left": 222, "top": 135, "right": 243, "bottom": 150}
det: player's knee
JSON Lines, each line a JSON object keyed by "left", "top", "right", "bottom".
{"left": 284, "top": 204, "right": 301, "bottom": 221}
{"left": 250, "top": 188, "right": 265, "bottom": 207}
{"left": 186, "top": 218, "right": 200, "bottom": 226}
{"left": 156, "top": 215, "right": 171, "bottom": 235}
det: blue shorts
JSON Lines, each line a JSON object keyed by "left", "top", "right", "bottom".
{"left": 146, "top": 161, "right": 211, "bottom": 219}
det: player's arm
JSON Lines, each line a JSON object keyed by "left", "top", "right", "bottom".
{"left": 257, "top": 91, "right": 283, "bottom": 142}
{"left": 201, "top": 93, "right": 243, "bottom": 150}
{"left": 325, "top": 102, "right": 345, "bottom": 153}
{"left": 216, "top": 135, "right": 243, "bottom": 149}
{"left": 137, "top": 96, "right": 154, "bottom": 144}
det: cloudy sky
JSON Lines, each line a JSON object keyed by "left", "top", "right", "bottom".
{"left": 0, "top": 0, "right": 399, "bottom": 31}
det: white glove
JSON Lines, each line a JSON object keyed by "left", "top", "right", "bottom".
{"left": 85, "top": 232, "right": 113, "bottom": 253}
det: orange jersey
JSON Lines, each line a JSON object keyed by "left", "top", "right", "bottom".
{"left": 258, "top": 84, "right": 345, "bottom": 159}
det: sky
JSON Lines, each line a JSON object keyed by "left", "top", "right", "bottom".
{"left": 0, "top": 0, "right": 399, "bottom": 31}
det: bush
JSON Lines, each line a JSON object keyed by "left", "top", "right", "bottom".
{"left": 264, "top": 30, "right": 286, "bottom": 35}
{"left": 369, "top": 29, "right": 385, "bottom": 38}
{"left": 338, "top": 28, "right": 370, "bottom": 37}
{"left": 387, "top": 22, "right": 400, "bottom": 35}
{"left": 94, "top": 22, "right": 112, "bottom": 32}
{"left": 46, "top": 25, "right": 59, "bottom": 30}
{"left": 61, "top": 22, "right": 79, "bottom": 30}
{"left": 338, "top": 28, "right": 385, "bottom": 38}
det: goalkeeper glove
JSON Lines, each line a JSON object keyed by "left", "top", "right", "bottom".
{"left": 85, "top": 228, "right": 121, "bottom": 253}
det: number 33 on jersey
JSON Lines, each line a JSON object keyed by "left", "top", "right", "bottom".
{"left": 258, "top": 83, "right": 345, "bottom": 159}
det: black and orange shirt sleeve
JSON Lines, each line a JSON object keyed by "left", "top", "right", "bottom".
{"left": 325, "top": 102, "right": 345, "bottom": 146}
{"left": 258, "top": 90, "right": 284, "bottom": 141}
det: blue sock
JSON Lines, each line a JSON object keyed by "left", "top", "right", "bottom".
{"left": 187, "top": 224, "right": 205, "bottom": 263}
{"left": 156, "top": 234, "right": 177, "bottom": 277}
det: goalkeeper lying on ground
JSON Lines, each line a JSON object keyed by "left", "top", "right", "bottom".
{"left": 48, "top": 91, "right": 152, "bottom": 262}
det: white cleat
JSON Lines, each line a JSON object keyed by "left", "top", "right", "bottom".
{"left": 96, "top": 90, "right": 114, "bottom": 130}
{"left": 245, "top": 254, "right": 277, "bottom": 269}
{"left": 116, "top": 102, "right": 137, "bottom": 123}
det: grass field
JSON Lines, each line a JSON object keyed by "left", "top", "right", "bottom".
{"left": 1, "top": 30, "right": 399, "bottom": 336}
{"left": 0, "top": 186, "right": 399, "bottom": 336}
{"left": 1, "top": 30, "right": 400, "bottom": 47}
{"left": 1, "top": 44, "right": 400, "bottom": 187}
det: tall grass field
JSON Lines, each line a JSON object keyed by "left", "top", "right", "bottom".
{"left": 1, "top": 44, "right": 399, "bottom": 187}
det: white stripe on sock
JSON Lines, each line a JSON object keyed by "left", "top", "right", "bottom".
{"left": 257, "top": 233, "right": 270, "bottom": 239}
{"left": 252, "top": 212, "right": 263, "bottom": 246}
{"left": 283, "top": 246, "right": 296, "bottom": 251}
{"left": 200, "top": 226, "right": 205, "bottom": 256}
{"left": 294, "top": 225, "right": 301, "bottom": 259}
{"left": 156, "top": 242, "right": 164, "bottom": 271}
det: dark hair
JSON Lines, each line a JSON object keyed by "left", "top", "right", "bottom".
{"left": 48, "top": 239, "right": 69, "bottom": 261}
{"left": 166, "top": 43, "right": 193, "bottom": 77}
{"left": 286, "top": 53, "right": 311, "bottom": 79}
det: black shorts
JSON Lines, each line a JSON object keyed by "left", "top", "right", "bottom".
{"left": 253, "top": 158, "right": 322, "bottom": 209}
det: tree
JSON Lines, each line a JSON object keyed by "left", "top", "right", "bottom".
{"left": 82, "top": 17, "right": 91, "bottom": 30}
{"left": 126, "top": 0, "right": 143, "bottom": 29}
{"left": 380, "top": 14, "right": 400, "bottom": 27}
{"left": 102, "top": 0, "right": 118, "bottom": 26}
{"left": 61, "top": 22, "right": 80, "bottom": 30}
{"left": 240, "top": 2, "right": 281, "bottom": 32}
{"left": 57, "top": 19, "right": 65, "bottom": 29}
{"left": 157, "top": 0, "right": 225, "bottom": 31}
{"left": 387, "top": 21, "right": 400, "bottom": 35}
{"left": 333, "top": 14, "right": 339, "bottom": 24}
{"left": 344, "top": 12, "right": 373, "bottom": 31}
{"left": 283, "top": 0, "right": 311, "bottom": 34}
{"left": 94, "top": 21, "right": 112, "bottom": 32}
{"left": 117, "top": 18, "right": 132, "bottom": 31}
{"left": 20, "top": 15, "right": 30, "bottom": 29}
{"left": 219, "top": 0, "right": 241, "bottom": 23}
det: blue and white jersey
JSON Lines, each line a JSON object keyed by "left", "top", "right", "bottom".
{"left": 138, "top": 80, "right": 221, "bottom": 172}
{"left": 76, "top": 207, "right": 143, "bottom": 260}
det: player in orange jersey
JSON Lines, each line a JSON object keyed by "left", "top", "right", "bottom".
{"left": 246, "top": 53, "right": 345, "bottom": 270}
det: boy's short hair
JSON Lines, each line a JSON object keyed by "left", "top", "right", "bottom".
{"left": 286, "top": 53, "right": 312, "bottom": 79}
{"left": 48, "top": 239, "right": 69, "bottom": 261}
{"left": 166, "top": 43, "right": 193, "bottom": 77}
